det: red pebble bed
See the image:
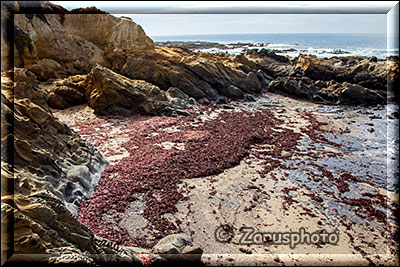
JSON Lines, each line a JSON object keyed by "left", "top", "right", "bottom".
{"left": 77, "top": 107, "right": 304, "bottom": 248}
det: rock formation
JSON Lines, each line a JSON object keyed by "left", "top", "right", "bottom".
{"left": 1, "top": 0, "right": 399, "bottom": 265}
{"left": 8, "top": 2, "right": 395, "bottom": 107}
{"left": 9, "top": 7, "right": 153, "bottom": 79}
{"left": 84, "top": 64, "right": 193, "bottom": 116}
{"left": 1, "top": 70, "right": 144, "bottom": 264}
{"left": 242, "top": 49, "right": 392, "bottom": 105}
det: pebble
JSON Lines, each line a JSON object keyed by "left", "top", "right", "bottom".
{"left": 281, "top": 151, "right": 292, "bottom": 157}
{"left": 369, "top": 115, "right": 382, "bottom": 119}
{"left": 340, "top": 127, "right": 351, "bottom": 134}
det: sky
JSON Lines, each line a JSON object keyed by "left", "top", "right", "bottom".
{"left": 52, "top": 1, "right": 398, "bottom": 36}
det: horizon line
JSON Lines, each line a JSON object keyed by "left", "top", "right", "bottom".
{"left": 150, "top": 32, "right": 387, "bottom": 37}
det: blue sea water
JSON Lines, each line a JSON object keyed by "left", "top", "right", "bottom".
{"left": 151, "top": 33, "right": 398, "bottom": 59}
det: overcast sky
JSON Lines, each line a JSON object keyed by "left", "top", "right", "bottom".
{"left": 52, "top": 1, "right": 398, "bottom": 36}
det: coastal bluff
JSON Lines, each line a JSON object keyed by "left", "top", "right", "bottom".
{"left": 1, "top": 1, "right": 399, "bottom": 265}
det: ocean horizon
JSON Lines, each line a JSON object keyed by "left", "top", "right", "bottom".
{"left": 151, "top": 32, "right": 399, "bottom": 59}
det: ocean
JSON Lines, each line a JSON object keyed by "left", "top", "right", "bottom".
{"left": 151, "top": 33, "right": 398, "bottom": 59}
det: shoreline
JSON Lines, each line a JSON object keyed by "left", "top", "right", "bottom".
{"left": 155, "top": 40, "right": 398, "bottom": 60}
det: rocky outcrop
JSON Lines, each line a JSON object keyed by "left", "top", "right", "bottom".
{"left": 1, "top": 2, "right": 397, "bottom": 265}
{"left": 268, "top": 76, "right": 385, "bottom": 105}
{"left": 268, "top": 77, "right": 318, "bottom": 100}
{"left": 236, "top": 49, "right": 393, "bottom": 105}
{"left": 320, "top": 81, "right": 386, "bottom": 105}
{"left": 9, "top": 3, "right": 394, "bottom": 107}
{"left": 116, "top": 47, "right": 265, "bottom": 101}
{"left": 291, "top": 55, "right": 389, "bottom": 90}
{"left": 84, "top": 64, "right": 193, "bottom": 116}
{"left": 11, "top": 11, "right": 154, "bottom": 79}
{"left": 1, "top": 70, "right": 147, "bottom": 264}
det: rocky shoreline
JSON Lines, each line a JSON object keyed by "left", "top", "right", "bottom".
{"left": 1, "top": 1, "right": 399, "bottom": 266}
{"left": 156, "top": 40, "right": 352, "bottom": 56}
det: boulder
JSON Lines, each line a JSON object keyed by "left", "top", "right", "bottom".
{"left": 166, "top": 87, "right": 198, "bottom": 109}
{"left": 337, "top": 82, "right": 385, "bottom": 105}
{"left": 152, "top": 234, "right": 191, "bottom": 255}
{"left": 220, "top": 85, "right": 245, "bottom": 99}
{"left": 268, "top": 77, "right": 317, "bottom": 100}
{"left": 242, "top": 71, "right": 262, "bottom": 93}
{"left": 47, "top": 75, "right": 87, "bottom": 109}
{"left": 151, "top": 234, "right": 203, "bottom": 264}
{"left": 84, "top": 64, "right": 190, "bottom": 116}
{"left": 48, "top": 86, "right": 86, "bottom": 109}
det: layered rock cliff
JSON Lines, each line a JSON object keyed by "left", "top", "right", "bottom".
{"left": 9, "top": 6, "right": 154, "bottom": 79}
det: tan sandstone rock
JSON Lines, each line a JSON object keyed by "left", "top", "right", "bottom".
{"left": 84, "top": 64, "right": 193, "bottom": 116}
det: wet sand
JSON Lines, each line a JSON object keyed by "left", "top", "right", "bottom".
{"left": 53, "top": 92, "right": 399, "bottom": 266}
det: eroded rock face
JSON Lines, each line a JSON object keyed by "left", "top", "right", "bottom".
{"left": 1, "top": 191, "right": 144, "bottom": 264}
{"left": 12, "top": 12, "right": 154, "bottom": 79}
{"left": 3, "top": 70, "right": 108, "bottom": 217}
{"left": 1, "top": 71, "right": 145, "bottom": 264}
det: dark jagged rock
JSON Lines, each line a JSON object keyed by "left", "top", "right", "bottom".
{"left": 219, "top": 85, "right": 245, "bottom": 99}
{"left": 335, "top": 82, "right": 386, "bottom": 105}
{"left": 292, "top": 55, "right": 390, "bottom": 91}
{"left": 246, "top": 48, "right": 290, "bottom": 63}
{"left": 268, "top": 77, "right": 318, "bottom": 100}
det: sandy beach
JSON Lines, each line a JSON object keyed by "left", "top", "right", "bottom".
{"left": 53, "top": 92, "right": 399, "bottom": 266}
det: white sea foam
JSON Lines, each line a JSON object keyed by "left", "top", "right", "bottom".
{"left": 197, "top": 44, "right": 393, "bottom": 59}
{"left": 155, "top": 33, "right": 396, "bottom": 59}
